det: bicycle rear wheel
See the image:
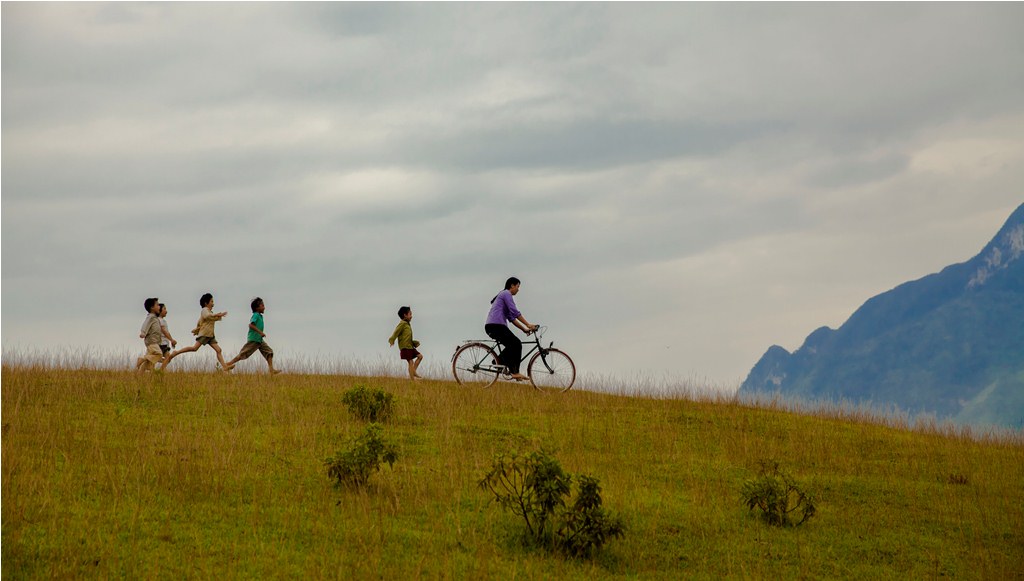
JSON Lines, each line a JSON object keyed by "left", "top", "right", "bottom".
{"left": 528, "top": 348, "right": 576, "bottom": 392}
{"left": 452, "top": 342, "right": 501, "bottom": 388}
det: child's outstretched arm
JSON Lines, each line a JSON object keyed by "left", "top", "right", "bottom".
{"left": 388, "top": 324, "right": 402, "bottom": 347}
{"left": 162, "top": 326, "right": 177, "bottom": 348}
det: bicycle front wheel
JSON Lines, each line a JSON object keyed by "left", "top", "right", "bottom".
{"left": 452, "top": 342, "right": 501, "bottom": 388}
{"left": 528, "top": 348, "right": 576, "bottom": 392}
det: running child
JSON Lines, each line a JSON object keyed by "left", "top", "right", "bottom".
{"left": 388, "top": 306, "right": 423, "bottom": 380}
{"left": 136, "top": 297, "right": 163, "bottom": 372}
{"left": 158, "top": 303, "right": 177, "bottom": 367}
{"left": 225, "top": 297, "right": 281, "bottom": 374}
{"left": 163, "top": 292, "right": 231, "bottom": 371}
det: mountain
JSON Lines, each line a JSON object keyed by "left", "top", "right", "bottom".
{"left": 740, "top": 203, "right": 1024, "bottom": 428}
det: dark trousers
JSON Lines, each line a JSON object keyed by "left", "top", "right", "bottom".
{"left": 485, "top": 324, "right": 522, "bottom": 374}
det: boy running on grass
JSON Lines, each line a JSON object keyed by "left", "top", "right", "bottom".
{"left": 158, "top": 303, "right": 178, "bottom": 367}
{"left": 225, "top": 297, "right": 281, "bottom": 374}
{"left": 136, "top": 297, "right": 163, "bottom": 372}
{"left": 388, "top": 306, "right": 423, "bottom": 380}
{"left": 163, "top": 292, "right": 231, "bottom": 371}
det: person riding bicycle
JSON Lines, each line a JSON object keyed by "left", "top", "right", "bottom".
{"left": 484, "top": 276, "right": 539, "bottom": 381}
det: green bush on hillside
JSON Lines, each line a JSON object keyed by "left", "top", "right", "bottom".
{"left": 324, "top": 423, "right": 398, "bottom": 488}
{"left": 342, "top": 384, "right": 395, "bottom": 422}
{"left": 557, "top": 474, "right": 626, "bottom": 557}
{"left": 741, "top": 459, "right": 816, "bottom": 527}
{"left": 479, "top": 449, "right": 625, "bottom": 557}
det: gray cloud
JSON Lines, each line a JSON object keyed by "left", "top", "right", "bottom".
{"left": 3, "top": 3, "right": 1023, "bottom": 383}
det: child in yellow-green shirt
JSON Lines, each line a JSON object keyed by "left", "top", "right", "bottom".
{"left": 388, "top": 306, "right": 423, "bottom": 381}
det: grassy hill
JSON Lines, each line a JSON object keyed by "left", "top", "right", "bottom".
{"left": 3, "top": 367, "right": 1023, "bottom": 579}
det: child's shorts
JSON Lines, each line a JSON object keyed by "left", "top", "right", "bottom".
{"left": 400, "top": 348, "right": 421, "bottom": 361}
{"left": 197, "top": 336, "right": 218, "bottom": 346}
{"left": 142, "top": 344, "right": 163, "bottom": 364}
{"left": 237, "top": 341, "right": 274, "bottom": 360}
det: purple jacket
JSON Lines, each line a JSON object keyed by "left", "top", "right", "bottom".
{"left": 485, "top": 289, "right": 522, "bottom": 326}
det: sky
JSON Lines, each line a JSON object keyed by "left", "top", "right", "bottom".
{"left": 2, "top": 3, "right": 1023, "bottom": 388}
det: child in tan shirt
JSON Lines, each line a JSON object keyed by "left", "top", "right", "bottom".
{"left": 162, "top": 292, "right": 231, "bottom": 371}
{"left": 136, "top": 297, "right": 164, "bottom": 372}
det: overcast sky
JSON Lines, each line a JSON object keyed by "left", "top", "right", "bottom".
{"left": 3, "top": 3, "right": 1023, "bottom": 388}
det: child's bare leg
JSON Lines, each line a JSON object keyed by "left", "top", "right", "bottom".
{"left": 138, "top": 354, "right": 155, "bottom": 372}
{"left": 407, "top": 360, "right": 417, "bottom": 380}
{"left": 266, "top": 355, "right": 281, "bottom": 375}
{"left": 412, "top": 354, "right": 424, "bottom": 378}
{"left": 211, "top": 344, "right": 230, "bottom": 370}
{"left": 163, "top": 343, "right": 198, "bottom": 369}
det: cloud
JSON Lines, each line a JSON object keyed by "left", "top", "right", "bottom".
{"left": 3, "top": 3, "right": 1023, "bottom": 384}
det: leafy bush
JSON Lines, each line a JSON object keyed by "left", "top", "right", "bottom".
{"left": 741, "top": 459, "right": 816, "bottom": 527}
{"left": 324, "top": 423, "right": 398, "bottom": 488}
{"left": 479, "top": 449, "right": 625, "bottom": 557}
{"left": 341, "top": 384, "right": 395, "bottom": 423}
{"left": 557, "top": 475, "right": 626, "bottom": 557}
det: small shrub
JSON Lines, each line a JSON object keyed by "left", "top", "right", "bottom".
{"left": 741, "top": 459, "right": 816, "bottom": 527}
{"left": 557, "top": 474, "right": 626, "bottom": 558}
{"left": 479, "top": 449, "right": 625, "bottom": 557}
{"left": 342, "top": 384, "right": 395, "bottom": 422}
{"left": 324, "top": 423, "right": 398, "bottom": 488}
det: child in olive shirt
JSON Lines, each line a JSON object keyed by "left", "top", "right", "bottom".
{"left": 388, "top": 306, "right": 423, "bottom": 380}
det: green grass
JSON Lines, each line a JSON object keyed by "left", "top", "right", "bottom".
{"left": 3, "top": 367, "right": 1023, "bottom": 579}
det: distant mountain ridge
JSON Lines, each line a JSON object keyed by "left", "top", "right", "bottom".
{"left": 740, "top": 203, "right": 1024, "bottom": 428}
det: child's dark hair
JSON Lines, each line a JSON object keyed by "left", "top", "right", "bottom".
{"left": 144, "top": 298, "right": 159, "bottom": 313}
{"left": 200, "top": 293, "right": 213, "bottom": 308}
{"left": 491, "top": 277, "right": 521, "bottom": 304}
{"left": 158, "top": 303, "right": 166, "bottom": 313}
{"left": 251, "top": 297, "right": 264, "bottom": 312}
{"left": 398, "top": 306, "right": 411, "bottom": 319}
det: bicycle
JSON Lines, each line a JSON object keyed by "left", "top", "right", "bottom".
{"left": 451, "top": 326, "right": 576, "bottom": 392}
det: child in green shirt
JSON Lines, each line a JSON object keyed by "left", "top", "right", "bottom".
{"left": 225, "top": 297, "right": 281, "bottom": 375}
{"left": 388, "top": 306, "right": 423, "bottom": 381}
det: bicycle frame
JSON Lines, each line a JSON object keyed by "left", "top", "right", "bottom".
{"left": 453, "top": 326, "right": 556, "bottom": 374}
{"left": 452, "top": 325, "right": 575, "bottom": 391}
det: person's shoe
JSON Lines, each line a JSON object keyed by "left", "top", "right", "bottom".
{"left": 510, "top": 373, "right": 529, "bottom": 381}
{"left": 270, "top": 369, "right": 282, "bottom": 375}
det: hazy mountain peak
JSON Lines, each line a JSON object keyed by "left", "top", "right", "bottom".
{"left": 968, "top": 213, "right": 1024, "bottom": 288}
{"left": 741, "top": 203, "right": 1024, "bottom": 428}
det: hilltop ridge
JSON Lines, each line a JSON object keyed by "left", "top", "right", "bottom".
{"left": 2, "top": 367, "right": 1023, "bottom": 578}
